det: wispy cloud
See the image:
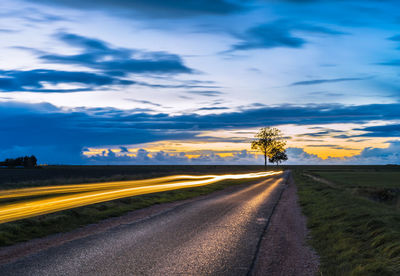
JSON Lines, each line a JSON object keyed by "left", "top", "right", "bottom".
{"left": 290, "top": 77, "right": 366, "bottom": 86}
{"left": 40, "top": 32, "right": 193, "bottom": 76}
{"left": 0, "top": 69, "right": 133, "bottom": 92}
{"left": 26, "top": 0, "right": 249, "bottom": 18}
{"left": 227, "top": 20, "right": 346, "bottom": 52}
{"left": 187, "top": 90, "right": 224, "bottom": 97}
{"left": 6, "top": 32, "right": 195, "bottom": 92}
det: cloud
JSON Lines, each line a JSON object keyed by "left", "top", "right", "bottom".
{"left": 286, "top": 142, "right": 400, "bottom": 165}
{"left": 228, "top": 20, "right": 345, "bottom": 52}
{"left": 229, "top": 21, "right": 305, "bottom": 51}
{"left": 290, "top": 77, "right": 365, "bottom": 86}
{"left": 0, "top": 28, "right": 17, "bottom": 33}
{"left": 344, "top": 141, "right": 400, "bottom": 164}
{"left": 125, "top": 99, "right": 162, "bottom": 107}
{"left": 39, "top": 32, "right": 193, "bottom": 76}
{"left": 7, "top": 32, "right": 194, "bottom": 92}
{"left": 187, "top": 90, "right": 224, "bottom": 97}
{"left": 84, "top": 148, "right": 260, "bottom": 165}
{"left": 196, "top": 107, "right": 229, "bottom": 111}
{"left": 286, "top": 147, "right": 323, "bottom": 164}
{"left": 357, "top": 124, "right": 400, "bottom": 137}
{"left": 27, "top": 0, "right": 248, "bottom": 18}
{"left": 84, "top": 144, "right": 400, "bottom": 165}
{"left": 2, "top": 101, "right": 400, "bottom": 163}
{"left": 0, "top": 69, "right": 133, "bottom": 92}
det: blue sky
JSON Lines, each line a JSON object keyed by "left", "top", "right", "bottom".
{"left": 1, "top": 0, "right": 399, "bottom": 164}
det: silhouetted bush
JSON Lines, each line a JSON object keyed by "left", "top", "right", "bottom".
{"left": 0, "top": 155, "right": 37, "bottom": 168}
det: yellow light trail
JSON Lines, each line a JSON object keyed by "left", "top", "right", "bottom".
{"left": 0, "top": 175, "right": 214, "bottom": 199}
{"left": 0, "top": 171, "right": 281, "bottom": 224}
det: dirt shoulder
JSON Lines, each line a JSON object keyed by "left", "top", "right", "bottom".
{"left": 253, "top": 172, "right": 320, "bottom": 276}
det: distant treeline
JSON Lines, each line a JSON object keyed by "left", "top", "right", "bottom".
{"left": 0, "top": 156, "right": 37, "bottom": 168}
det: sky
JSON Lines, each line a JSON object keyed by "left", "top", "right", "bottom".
{"left": 1, "top": 0, "right": 400, "bottom": 165}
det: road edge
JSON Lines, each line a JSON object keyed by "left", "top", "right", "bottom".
{"left": 251, "top": 171, "right": 320, "bottom": 276}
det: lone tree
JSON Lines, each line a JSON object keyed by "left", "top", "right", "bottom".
{"left": 251, "top": 127, "right": 287, "bottom": 168}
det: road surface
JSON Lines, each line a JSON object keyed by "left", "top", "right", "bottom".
{"left": 0, "top": 172, "right": 288, "bottom": 276}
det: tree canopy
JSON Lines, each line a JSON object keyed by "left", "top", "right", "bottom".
{"left": 251, "top": 127, "right": 287, "bottom": 168}
{"left": 0, "top": 156, "right": 37, "bottom": 168}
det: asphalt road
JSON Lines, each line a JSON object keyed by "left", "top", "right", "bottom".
{"left": 0, "top": 172, "right": 288, "bottom": 276}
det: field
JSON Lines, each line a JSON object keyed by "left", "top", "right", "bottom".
{"left": 293, "top": 165, "right": 400, "bottom": 275}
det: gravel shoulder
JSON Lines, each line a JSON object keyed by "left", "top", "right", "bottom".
{"left": 253, "top": 172, "right": 320, "bottom": 276}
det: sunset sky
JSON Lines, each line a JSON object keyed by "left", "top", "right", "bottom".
{"left": 1, "top": 0, "right": 400, "bottom": 164}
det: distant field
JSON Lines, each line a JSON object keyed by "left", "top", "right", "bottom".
{"left": 294, "top": 166, "right": 400, "bottom": 275}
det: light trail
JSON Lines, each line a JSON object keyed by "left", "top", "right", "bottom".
{"left": 0, "top": 171, "right": 281, "bottom": 224}
{"left": 0, "top": 175, "right": 214, "bottom": 200}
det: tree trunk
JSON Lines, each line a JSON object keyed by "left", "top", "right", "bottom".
{"left": 264, "top": 154, "right": 267, "bottom": 170}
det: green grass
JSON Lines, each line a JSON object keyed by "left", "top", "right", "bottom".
{"left": 294, "top": 170, "right": 400, "bottom": 275}
{"left": 0, "top": 177, "right": 261, "bottom": 247}
{"left": 312, "top": 171, "right": 400, "bottom": 189}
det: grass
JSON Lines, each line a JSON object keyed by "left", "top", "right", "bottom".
{"left": 0, "top": 177, "right": 262, "bottom": 247}
{"left": 312, "top": 171, "right": 400, "bottom": 189}
{"left": 294, "top": 168, "right": 400, "bottom": 275}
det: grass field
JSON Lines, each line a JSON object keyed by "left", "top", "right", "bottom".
{"left": 294, "top": 166, "right": 400, "bottom": 275}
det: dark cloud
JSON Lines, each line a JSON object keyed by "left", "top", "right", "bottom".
{"left": 307, "top": 144, "right": 339, "bottom": 147}
{"left": 8, "top": 32, "right": 194, "bottom": 92}
{"left": 187, "top": 90, "right": 224, "bottom": 97}
{"left": 39, "top": 32, "right": 193, "bottom": 76}
{"left": 0, "top": 69, "right": 133, "bottom": 92}
{"left": 27, "top": 0, "right": 247, "bottom": 18}
{"left": 196, "top": 107, "right": 230, "bottom": 111}
{"left": 230, "top": 22, "right": 305, "bottom": 51}
{"left": 290, "top": 77, "right": 365, "bottom": 86}
{"left": 125, "top": 99, "right": 162, "bottom": 107}
{"left": 306, "top": 144, "right": 357, "bottom": 150}
{"left": 119, "top": 146, "right": 129, "bottom": 153}
{"left": 357, "top": 124, "right": 400, "bottom": 137}
{"left": 228, "top": 20, "right": 345, "bottom": 52}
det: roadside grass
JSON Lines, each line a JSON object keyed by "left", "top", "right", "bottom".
{"left": 0, "top": 177, "right": 266, "bottom": 247}
{"left": 294, "top": 170, "right": 400, "bottom": 275}
{"left": 311, "top": 171, "right": 400, "bottom": 189}
{"left": 313, "top": 171, "right": 400, "bottom": 208}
